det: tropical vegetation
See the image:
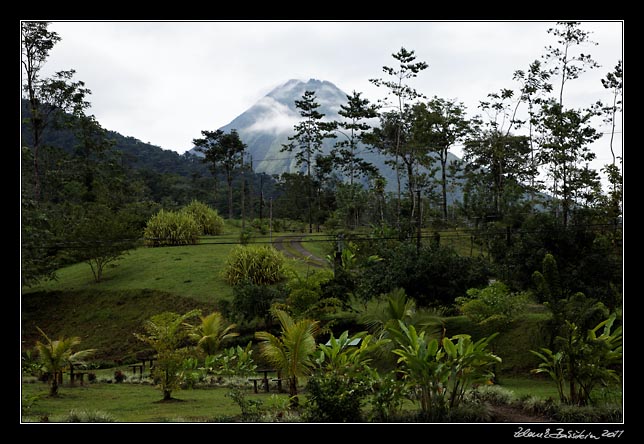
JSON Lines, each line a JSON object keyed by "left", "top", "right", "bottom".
{"left": 21, "top": 21, "right": 622, "bottom": 423}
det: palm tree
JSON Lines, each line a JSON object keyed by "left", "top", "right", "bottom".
{"left": 134, "top": 309, "right": 200, "bottom": 401}
{"left": 186, "top": 311, "right": 238, "bottom": 356}
{"left": 34, "top": 327, "right": 95, "bottom": 396}
{"left": 255, "top": 309, "right": 319, "bottom": 405}
{"left": 353, "top": 288, "right": 443, "bottom": 370}
{"left": 357, "top": 288, "right": 443, "bottom": 339}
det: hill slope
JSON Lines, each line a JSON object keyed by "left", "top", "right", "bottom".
{"left": 20, "top": 98, "right": 209, "bottom": 178}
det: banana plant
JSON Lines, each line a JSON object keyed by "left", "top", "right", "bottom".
{"left": 441, "top": 333, "right": 501, "bottom": 409}
{"left": 390, "top": 321, "right": 500, "bottom": 419}
{"left": 389, "top": 321, "right": 446, "bottom": 417}
{"left": 531, "top": 313, "right": 622, "bottom": 405}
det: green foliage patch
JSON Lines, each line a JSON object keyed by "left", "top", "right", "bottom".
{"left": 182, "top": 200, "right": 225, "bottom": 235}
{"left": 222, "top": 245, "right": 287, "bottom": 286}
{"left": 144, "top": 209, "right": 201, "bottom": 247}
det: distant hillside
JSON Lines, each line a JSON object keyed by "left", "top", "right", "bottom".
{"left": 20, "top": 99, "right": 209, "bottom": 178}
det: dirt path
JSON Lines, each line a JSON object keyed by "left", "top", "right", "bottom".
{"left": 272, "top": 235, "right": 327, "bottom": 268}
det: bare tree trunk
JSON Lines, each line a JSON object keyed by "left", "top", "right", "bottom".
{"left": 227, "top": 175, "right": 233, "bottom": 220}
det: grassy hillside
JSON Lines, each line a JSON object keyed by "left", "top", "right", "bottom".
{"left": 21, "top": 228, "right": 333, "bottom": 364}
{"left": 24, "top": 238, "right": 238, "bottom": 304}
{"left": 22, "top": 289, "right": 213, "bottom": 365}
{"left": 21, "top": 226, "right": 545, "bottom": 374}
{"left": 23, "top": 233, "right": 328, "bottom": 304}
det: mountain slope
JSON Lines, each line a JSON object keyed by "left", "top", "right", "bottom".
{"left": 215, "top": 79, "right": 346, "bottom": 176}
{"left": 190, "top": 78, "right": 462, "bottom": 201}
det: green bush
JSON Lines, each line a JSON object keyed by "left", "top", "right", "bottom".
{"left": 222, "top": 245, "right": 287, "bottom": 286}
{"left": 182, "top": 200, "right": 225, "bottom": 235}
{"left": 304, "top": 373, "right": 369, "bottom": 422}
{"left": 286, "top": 269, "right": 334, "bottom": 317}
{"left": 552, "top": 404, "right": 622, "bottom": 423}
{"left": 455, "top": 281, "right": 531, "bottom": 330}
{"left": 144, "top": 209, "right": 201, "bottom": 247}
{"left": 359, "top": 242, "right": 492, "bottom": 307}
{"left": 250, "top": 218, "right": 269, "bottom": 235}
{"left": 230, "top": 282, "right": 288, "bottom": 324}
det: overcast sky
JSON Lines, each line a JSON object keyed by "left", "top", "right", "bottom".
{"left": 36, "top": 20, "right": 622, "bottom": 171}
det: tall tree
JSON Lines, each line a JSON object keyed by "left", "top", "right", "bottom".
{"left": 193, "top": 129, "right": 246, "bottom": 219}
{"left": 331, "top": 91, "right": 381, "bottom": 229}
{"left": 411, "top": 97, "right": 472, "bottom": 221}
{"left": 312, "top": 153, "right": 337, "bottom": 230}
{"left": 193, "top": 129, "right": 224, "bottom": 199}
{"left": 512, "top": 60, "right": 553, "bottom": 200}
{"left": 463, "top": 130, "right": 532, "bottom": 221}
{"left": 21, "top": 21, "right": 60, "bottom": 201}
{"left": 332, "top": 91, "right": 379, "bottom": 185}
{"left": 597, "top": 60, "right": 623, "bottom": 224}
{"left": 370, "top": 47, "right": 428, "bottom": 228}
{"left": 463, "top": 89, "right": 535, "bottom": 221}
{"left": 281, "top": 90, "right": 336, "bottom": 233}
{"left": 543, "top": 22, "right": 599, "bottom": 107}
{"left": 537, "top": 101, "right": 601, "bottom": 226}
{"left": 22, "top": 22, "right": 92, "bottom": 201}
{"left": 538, "top": 22, "right": 601, "bottom": 226}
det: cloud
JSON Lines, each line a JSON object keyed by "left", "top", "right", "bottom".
{"left": 37, "top": 20, "right": 622, "bottom": 161}
{"left": 245, "top": 97, "right": 300, "bottom": 134}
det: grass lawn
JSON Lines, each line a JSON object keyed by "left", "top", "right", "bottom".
{"left": 301, "top": 234, "right": 335, "bottom": 260}
{"left": 496, "top": 375, "right": 560, "bottom": 400}
{"left": 22, "top": 373, "right": 590, "bottom": 423}
{"left": 21, "top": 379, "right": 291, "bottom": 422}
{"left": 23, "top": 233, "right": 330, "bottom": 305}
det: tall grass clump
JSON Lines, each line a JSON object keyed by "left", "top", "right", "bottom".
{"left": 182, "top": 200, "right": 225, "bottom": 235}
{"left": 223, "top": 245, "right": 287, "bottom": 286}
{"left": 58, "top": 409, "right": 117, "bottom": 422}
{"left": 144, "top": 209, "right": 200, "bottom": 247}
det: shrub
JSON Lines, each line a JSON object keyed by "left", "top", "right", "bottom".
{"left": 552, "top": 404, "right": 622, "bottom": 423}
{"left": 250, "top": 218, "right": 269, "bottom": 235}
{"left": 230, "top": 282, "right": 288, "bottom": 324}
{"left": 286, "top": 269, "right": 334, "bottom": 317}
{"left": 456, "top": 281, "right": 531, "bottom": 330}
{"left": 304, "top": 373, "right": 369, "bottom": 422}
{"left": 531, "top": 313, "right": 622, "bottom": 406}
{"left": 226, "top": 387, "right": 265, "bottom": 421}
{"left": 223, "top": 245, "right": 287, "bottom": 286}
{"left": 204, "top": 342, "right": 258, "bottom": 377}
{"left": 182, "top": 200, "right": 225, "bottom": 235}
{"left": 114, "top": 370, "right": 126, "bottom": 383}
{"left": 144, "top": 209, "right": 200, "bottom": 247}
{"left": 359, "top": 242, "right": 491, "bottom": 307}
{"left": 472, "top": 384, "right": 516, "bottom": 405}
{"left": 367, "top": 370, "right": 407, "bottom": 422}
